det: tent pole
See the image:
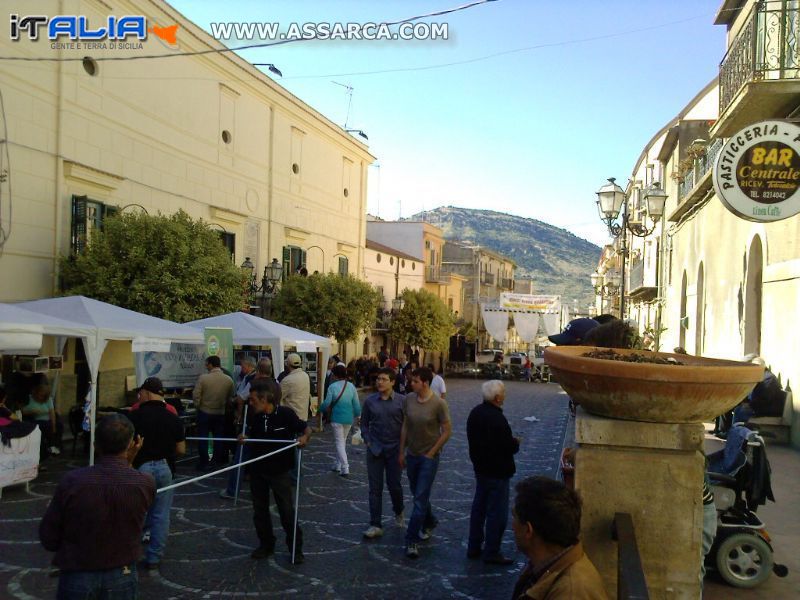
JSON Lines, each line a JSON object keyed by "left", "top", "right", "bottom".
{"left": 233, "top": 403, "right": 248, "bottom": 506}
{"left": 291, "top": 448, "right": 302, "bottom": 564}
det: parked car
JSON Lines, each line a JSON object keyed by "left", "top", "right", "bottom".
{"left": 507, "top": 352, "right": 528, "bottom": 366}
{"left": 476, "top": 349, "right": 504, "bottom": 363}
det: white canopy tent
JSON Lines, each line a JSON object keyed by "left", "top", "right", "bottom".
{"left": 185, "top": 312, "right": 332, "bottom": 376}
{"left": 16, "top": 296, "right": 205, "bottom": 464}
{"left": 0, "top": 303, "right": 94, "bottom": 353}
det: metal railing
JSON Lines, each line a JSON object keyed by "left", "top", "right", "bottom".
{"left": 678, "top": 137, "right": 724, "bottom": 200}
{"left": 719, "top": 1, "right": 800, "bottom": 114}
{"left": 628, "top": 259, "right": 644, "bottom": 292}
{"left": 500, "top": 277, "right": 514, "bottom": 290}
{"left": 426, "top": 265, "right": 451, "bottom": 284}
{"left": 480, "top": 272, "right": 495, "bottom": 285}
{"left": 612, "top": 513, "right": 650, "bottom": 600}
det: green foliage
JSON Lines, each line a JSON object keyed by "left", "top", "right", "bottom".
{"left": 456, "top": 319, "right": 478, "bottom": 342}
{"left": 60, "top": 210, "right": 247, "bottom": 321}
{"left": 389, "top": 289, "right": 454, "bottom": 352}
{"left": 271, "top": 272, "right": 381, "bottom": 343}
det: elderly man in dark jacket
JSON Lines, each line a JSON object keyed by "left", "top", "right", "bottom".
{"left": 466, "top": 379, "right": 520, "bottom": 564}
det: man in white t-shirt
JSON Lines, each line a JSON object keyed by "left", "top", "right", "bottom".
{"left": 427, "top": 364, "right": 446, "bottom": 400}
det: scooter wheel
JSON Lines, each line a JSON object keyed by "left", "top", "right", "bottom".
{"left": 715, "top": 532, "right": 773, "bottom": 588}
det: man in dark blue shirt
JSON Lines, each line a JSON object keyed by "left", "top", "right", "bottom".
{"left": 466, "top": 380, "right": 520, "bottom": 565}
{"left": 360, "top": 367, "right": 406, "bottom": 539}
{"left": 243, "top": 380, "right": 310, "bottom": 564}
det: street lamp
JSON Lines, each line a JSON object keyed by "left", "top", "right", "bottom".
{"left": 590, "top": 270, "right": 620, "bottom": 316}
{"left": 241, "top": 257, "right": 284, "bottom": 317}
{"left": 252, "top": 63, "right": 283, "bottom": 77}
{"left": 345, "top": 128, "right": 368, "bottom": 140}
{"left": 595, "top": 178, "right": 667, "bottom": 318}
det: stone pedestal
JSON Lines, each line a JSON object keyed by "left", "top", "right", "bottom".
{"left": 575, "top": 408, "right": 705, "bottom": 599}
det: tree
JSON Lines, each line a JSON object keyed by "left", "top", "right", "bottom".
{"left": 455, "top": 318, "right": 478, "bottom": 343}
{"left": 389, "top": 288, "right": 454, "bottom": 353}
{"left": 60, "top": 210, "right": 247, "bottom": 321}
{"left": 271, "top": 272, "right": 381, "bottom": 344}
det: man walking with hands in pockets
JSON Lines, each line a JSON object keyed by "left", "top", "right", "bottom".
{"left": 399, "top": 366, "right": 451, "bottom": 559}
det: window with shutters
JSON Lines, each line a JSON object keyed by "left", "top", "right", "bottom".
{"left": 217, "top": 231, "right": 235, "bottom": 262}
{"left": 282, "top": 245, "right": 306, "bottom": 279}
{"left": 338, "top": 256, "right": 349, "bottom": 276}
{"left": 70, "top": 195, "right": 118, "bottom": 255}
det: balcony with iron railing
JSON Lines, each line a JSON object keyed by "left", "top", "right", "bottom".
{"left": 426, "top": 265, "right": 452, "bottom": 284}
{"left": 669, "top": 137, "right": 724, "bottom": 222}
{"left": 499, "top": 277, "right": 514, "bottom": 290}
{"left": 480, "top": 272, "right": 495, "bottom": 285}
{"left": 716, "top": 0, "right": 800, "bottom": 136}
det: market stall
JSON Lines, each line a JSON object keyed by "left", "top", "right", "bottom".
{"left": 16, "top": 296, "right": 204, "bottom": 464}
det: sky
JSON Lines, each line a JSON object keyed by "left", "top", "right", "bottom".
{"left": 170, "top": 0, "right": 727, "bottom": 246}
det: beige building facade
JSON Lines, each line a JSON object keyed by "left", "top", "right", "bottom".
{"left": 442, "top": 241, "right": 516, "bottom": 349}
{"left": 363, "top": 238, "right": 424, "bottom": 355}
{"left": 600, "top": 0, "right": 800, "bottom": 445}
{"left": 366, "top": 221, "right": 466, "bottom": 317}
{"left": 0, "top": 0, "right": 374, "bottom": 303}
{"left": 0, "top": 0, "right": 374, "bottom": 407}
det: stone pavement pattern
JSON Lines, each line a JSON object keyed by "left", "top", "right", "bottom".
{"left": 0, "top": 379, "right": 572, "bottom": 599}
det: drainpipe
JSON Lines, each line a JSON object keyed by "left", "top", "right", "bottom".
{"left": 266, "top": 105, "right": 274, "bottom": 264}
{"left": 52, "top": 0, "right": 66, "bottom": 296}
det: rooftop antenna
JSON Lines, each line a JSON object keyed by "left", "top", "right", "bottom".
{"left": 332, "top": 81, "right": 354, "bottom": 128}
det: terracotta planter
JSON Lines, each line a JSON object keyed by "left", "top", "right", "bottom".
{"left": 544, "top": 346, "right": 764, "bottom": 423}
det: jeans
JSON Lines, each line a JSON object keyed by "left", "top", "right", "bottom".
{"left": 138, "top": 460, "right": 174, "bottom": 564}
{"left": 405, "top": 453, "right": 439, "bottom": 544}
{"left": 57, "top": 563, "right": 137, "bottom": 600}
{"left": 331, "top": 422, "right": 352, "bottom": 473}
{"left": 250, "top": 469, "right": 302, "bottom": 552}
{"left": 700, "top": 501, "right": 718, "bottom": 585}
{"left": 225, "top": 444, "right": 250, "bottom": 496}
{"left": 366, "top": 448, "right": 404, "bottom": 527}
{"left": 468, "top": 475, "right": 510, "bottom": 557}
{"left": 196, "top": 411, "right": 225, "bottom": 468}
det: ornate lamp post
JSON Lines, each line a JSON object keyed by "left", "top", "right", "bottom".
{"left": 595, "top": 178, "right": 667, "bottom": 318}
{"left": 241, "top": 257, "right": 284, "bottom": 317}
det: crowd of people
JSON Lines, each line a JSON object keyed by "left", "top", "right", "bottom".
{"left": 30, "top": 341, "right": 612, "bottom": 599}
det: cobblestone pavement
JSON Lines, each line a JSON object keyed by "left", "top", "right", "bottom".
{"left": 0, "top": 379, "right": 571, "bottom": 599}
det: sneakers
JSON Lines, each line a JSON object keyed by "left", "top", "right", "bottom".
{"left": 250, "top": 546, "right": 275, "bottom": 560}
{"left": 330, "top": 465, "right": 341, "bottom": 473}
{"left": 394, "top": 511, "right": 405, "bottom": 528}
{"left": 363, "top": 526, "right": 384, "bottom": 539}
{"left": 49, "top": 446, "right": 61, "bottom": 456}
{"left": 219, "top": 489, "right": 236, "bottom": 499}
{"left": 405, "top": 543, "right": 420, "bottom": 559}
{"left": 291, "top": 551, "right": 305, "bottom": 565}
{"left": 421, "top": 520, "right": 438, "bottom": 540}
{"left": 340, "top": 472, "right": 349, "bottom": 478}
{"left": 141, "top": 531, "right": 151, "bottom": 545}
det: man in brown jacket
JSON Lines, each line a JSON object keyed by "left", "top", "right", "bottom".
{"left": 511, "top": 476, "right": 607, "bottom": 600}
{"left": 192, "top": 355, "right": 234, "bottom": 470}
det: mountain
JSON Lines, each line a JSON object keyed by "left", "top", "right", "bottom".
{"left": 410, "top": 206, "right": 600, "bottom": 308}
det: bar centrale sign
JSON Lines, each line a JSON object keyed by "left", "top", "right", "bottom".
{"left": 713, "top": 120, "right": 800, "bottom": 222}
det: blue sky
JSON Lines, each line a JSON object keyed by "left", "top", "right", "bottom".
{"left": 171, "top": 0, "right": 726, "bottom": 246}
